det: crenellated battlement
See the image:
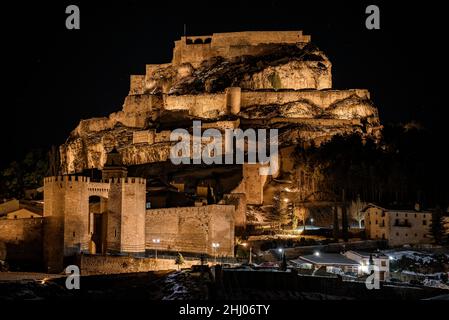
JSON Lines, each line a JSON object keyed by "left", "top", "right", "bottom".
{"left": 44, "top": 176, "right": 146, "bottom": 185}
{"left": 44, "top": 176, "right": 91, "bottom": 183}
{"left": 172, "top": 31, "right": 311, "bottom": 66}
{"left": 107, "top": 177, "right": 146, "bottom": 185}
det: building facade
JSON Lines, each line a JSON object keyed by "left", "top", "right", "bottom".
{"left": 344, "top": 250, "right": 390, "bottom": 280}
{"left": 364, "top": 204, "right": 432, "bottom": 246}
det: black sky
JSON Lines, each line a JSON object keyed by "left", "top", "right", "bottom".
{"left": 1, "top": 0, "right": 447, "bottom": 167}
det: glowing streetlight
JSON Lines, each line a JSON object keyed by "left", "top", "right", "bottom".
{"left": 241, "top": 243, "right": 253, "bottom": 265}
{"left": 152, "top": 238, "right": 160, "bottom": 260}
{"left": 212, "top": 242, "right": 220, "bottom": 264}
{"left": 314, "top": 251, "right": 320, "bottom": 257}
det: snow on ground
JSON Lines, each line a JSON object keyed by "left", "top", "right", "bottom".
{"left": 423, "top": 279, "right": 449, "bottom": 290}
{"left": 384, "top": 250, "right": 436, "bottom": 263}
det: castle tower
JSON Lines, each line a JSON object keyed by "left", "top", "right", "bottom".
{"left": 102, "top": 148, "right": 128, "bottom": 180}
{"left": 106, "top": 177, "right": 146, "bottom": 255}
{"left": 43, "top": 154, "right": 146, "bottom": 272}
{"left": 43, "top": 176, "right": 90, "bottom": 272}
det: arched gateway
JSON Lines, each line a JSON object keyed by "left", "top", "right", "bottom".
{"left": 43, "top": 150, "right": 146, "bottom": 272}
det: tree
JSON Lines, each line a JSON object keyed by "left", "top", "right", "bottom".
{"left": 175, "top": 252, "right": 185, "bottom": 270}
{"left": 349, "top": 194, "right": 365, "bottom": 228}
{"left": 0, "top": 148, "right": 49, "bottom": 199}
{"left": 341, "top": 205, "right": 349, "bottom": 242}
{"left": 333, "top": 206, "right": 339, "bottom": 241}
{"left": 430, "top": 207, "right": 447, "bottom": 245}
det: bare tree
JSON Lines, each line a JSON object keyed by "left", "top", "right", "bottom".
{"left": 349, "top": 194, "right": 365, "bottom": 228}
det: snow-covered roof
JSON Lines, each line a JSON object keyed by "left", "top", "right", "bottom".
{"left": 297, "top": 253, "right": 359, "bottom": 266}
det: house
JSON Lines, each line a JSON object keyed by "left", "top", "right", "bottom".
{"left": 344, "top": 250, "right": 390, "bottom": 280}
{"left": 5, "top": 208, "right": 42, "bottom": 219}
{"left": 292, "top": 253, "right": 360, "bottom": 275}
{"left": 363, "top": 204, "right": 432, "bottom": 246}
{"left": 0, "top": 199, "right": 20, "bottom": 217}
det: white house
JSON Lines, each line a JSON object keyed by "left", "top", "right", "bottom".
{"left": 363, "top": 204, "right": 432, "bottom": 246}
{"left": 344, "top": 250, "right": 390, "bottom": 280}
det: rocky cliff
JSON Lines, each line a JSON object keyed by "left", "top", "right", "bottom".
{"left": 60, "top": 32, "right": 381, "bottom": 174}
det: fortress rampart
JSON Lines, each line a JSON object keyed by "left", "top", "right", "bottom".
{"left": 172, "top": 31, "right": 311, "bottom": 67}
{"left": 42, "top": 174, "right": 235, "bottom": 272}
{"left": 145, "top": 204, "right": 235, "bottom": 257}
{"left": 43, "top": 175, "right": 147, "bottom": 272}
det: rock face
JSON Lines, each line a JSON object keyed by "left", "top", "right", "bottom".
{"left": 60, "top": 31, "right": 381, "bottom": 174}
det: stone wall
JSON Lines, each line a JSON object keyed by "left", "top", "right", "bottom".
{"left": 232, "top": 164, "right": 269, "bottom": 205}
{"left": 240, "top": 89, "right": 370, "bottom": 109}
{"left": 172, "top": 31, "right": 311, "bottom": 66}
{"left": 0, "top": 218, "right": 43, "bottom": 262}
{"left": 119, "top": 180, "right": 146, "bottom": 253}
{"left": 222, "top": 193, "right": 247, "bottom": 229}
{"left": 145, "top": 205, "right": 235, "bottom": 257}
{"left": 43, "top": 176, "right": 147, "bottom": 272}
{"left": 78, "top": 254, "right": 204, "bottom": 275}
{"left": 164, "top": 93, "right": 226, "bottom": 118}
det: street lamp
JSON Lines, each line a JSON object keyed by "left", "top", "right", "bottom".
{"left": 152, "top": 238, "right": 160, "bottom": 260}
{"left": 278, "top": 248, "right": 284, "bottom": 259}
{"left": 310, "top": 218, "right": 314, "bottom": 225}
{"left": 242, "top": 243, "right": 253, "bottom": 265}
{"left": 212, "top": 242, "right": 220, "bottom": 264}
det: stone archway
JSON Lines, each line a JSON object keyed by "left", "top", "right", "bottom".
{"left": 88, "top": 195, "right": 108, "bottom": 254}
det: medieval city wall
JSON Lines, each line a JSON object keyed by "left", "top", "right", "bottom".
{"left": 145, "top": 205, "right": 235, "bottom": 257}
{"left": 240, "top": 89, "right": 370, "bottom": 109}
{"left": 42, "top": 176, "right": 146, "bottom": 271}
{"left": 70, "top": 87, "right": 372, "bottom": 141}
{"left": 78, "top": 254, "right": 205, "bottom": 275}
{"left": 164, "top": 93, "right": 226, "bottom": 117}
{"left": 0, "top": 218, "right": 43, "bottom": 262}
{"left": 172, "top": 31, "right": 311, "bottom": 66}
{"left": 119, "top": 179, "right": 146, "bottom": 253}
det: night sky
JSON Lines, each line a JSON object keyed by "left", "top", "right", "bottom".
{"left": 1, "top": 0, "right": 446, "bottom": 167}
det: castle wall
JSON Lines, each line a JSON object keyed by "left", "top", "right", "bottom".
{"left": 0, "top": 218, "right": 43, "bottom": 263}
{"left": 240, "top": 89, "right": 370, "bottom": 109}
{"left": 161, "top": 89, "right": 370, "bottom": 120}
{"left": 119, "top": 178, "right": 146, "bottom": 253}
{"left": 172, "top": 31, "right": 311, "bottom": 66}
{"left": 145, "top": 205, "right": 235, "bottom": 257}
{"left": 211, "top": 31, "right": 311, "bottom": 47}
{"left": 164, "top": 93, "right": 226, "bottom": 118}
{"left": 106, "top": 180, "right": 122, "bottom": 253}
{"left": 78, "top": 254, "right": 206, "bottom": 275}
{"left": 63, "top": 177, "right": 90, "bottom": 256}
{"left": 223, "top": 193, "right": 247, "bottom": 228}
{"left": 43, "top": 176, "right": 146, "bottom": 271}
{"left": 129, "top": 75, "right": 145, "bottom": 95}
{"left": 43, "top": 176, "right": 67, "bottom": 272}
